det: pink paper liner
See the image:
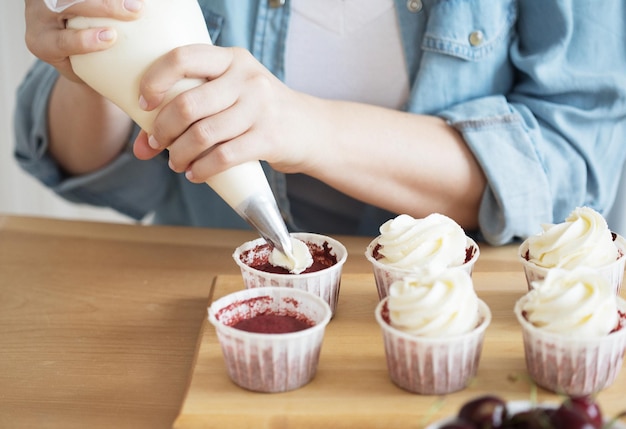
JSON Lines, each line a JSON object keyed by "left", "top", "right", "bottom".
{"left": 232, "top": 233, "right": 347, "bottom": 316}
{"left": 208, "top": 287, "right": 332, "bottom": 393}
{"left": 374, "top": 298, "right": 491, "bottom": 395}
{"left": 514, "top": 295, "right": 626, "bottom": 396}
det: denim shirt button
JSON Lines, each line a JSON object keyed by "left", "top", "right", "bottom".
{"left": 269, "top": 0, "right": 285, "bottom": 7}
{"left": 469, "top": 30, "right": 484, "bottom": 47}
{"left": 406, "top": 0, "right": 423, "bottom": 13}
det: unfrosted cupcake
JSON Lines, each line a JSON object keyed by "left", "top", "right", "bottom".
{"left": 365, "top": 213, "right": 479, "bottom": 300}
{"left": 518, "top": 206, "right": 626, "bottom": 293}
{"left": 233, "top": 232, "right": 347, "bottom": 316}
{"left": 514, "top": 267, "right": 626, "bottom": 396}
{"left": 208, "top": 286, "right": 332, "bottom": 393}
{"left": 375, "top": 268, "right": 491, "bottom": 395}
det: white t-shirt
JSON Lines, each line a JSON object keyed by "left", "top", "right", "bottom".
{"left": 284, "top": 0, "right": 409, "bottom": 234}
{"left": 285, "top": 0, "right": 409, "bottom": 108}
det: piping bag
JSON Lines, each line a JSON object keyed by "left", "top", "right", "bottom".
{"left": 45, "top": 0, "right": 294, "bottom": 257}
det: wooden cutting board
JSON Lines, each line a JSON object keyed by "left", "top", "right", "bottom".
{"left": 173, "top": 273, "right": 626, "bottom": 429}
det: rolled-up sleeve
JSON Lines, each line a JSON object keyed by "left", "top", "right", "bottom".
{"left": 13, "top": 60, "right": 173, "bottom": 220}
{"left": 439, "top": 1, "right": 626, "bottom": 245}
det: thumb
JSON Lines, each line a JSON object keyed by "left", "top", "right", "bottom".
{"left": 133, "top": 130, "right": 164, "bottom": 160}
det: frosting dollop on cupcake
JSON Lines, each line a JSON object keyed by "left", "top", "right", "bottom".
{"left": 376, "top": 213, "right": 467, "bottom": 273}
{"left": 268, "top": 237, "right": 313, "bottom": 274}
{"left": 526, "top": 207, "right": 618, "bottom": 269}
{"left": 388, "top": 269, "right": 479, "bottom": 337}
{"left": 522, "top": 267, "right": 619, "bottom": 337}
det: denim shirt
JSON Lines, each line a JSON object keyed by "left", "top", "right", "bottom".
{"left": 14, "top": 0, "right": 626, "bottom": 245}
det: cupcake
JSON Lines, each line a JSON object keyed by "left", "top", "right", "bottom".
{"left": 374, "top": 268, "right": 491, "bottom": 395}
{"left": 365, "top": 213, "right": 479, "bottom": 300}
{"left": 208, "top": 286, "right": 332, "bottom": 393}
{"left": 514, "top": 267, "right": 626, "bottom": 396}
{"left": 232, "top": 232, "right": 347, "bottom": 316}
{"left": 518, "top": 206, "right": 626, "bottom": 293}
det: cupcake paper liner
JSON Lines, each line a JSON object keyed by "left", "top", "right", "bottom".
{"left": 514, "top": 295, "right": 626, "bottom": 396}
{"left": 232, "top": 232, "right": 347, "bottom": 316}
{"left": 365, "top": 237, "right": 480, "bottom": 300}
{"left": 208, "top": 287, "right": 332, "bottom": 393}
{"left": 518, "top": 233, "right": 626, "bottom": 294}
{"left": 374, "top": 298, "right": 491, "bottom": 395}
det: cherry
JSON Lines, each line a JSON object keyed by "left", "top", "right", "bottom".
{"left": 551, "top": 400, "right": 598, "bottom": 429}
{"left": 505, "top": 408, "right": 554, "bottom": 429}
{"left": 567, "top": 397, "right": 603, "bottom": 429}
{"left": 458, "top": 395, "right": 508, "bottom": 428}
{"left": 439, "top": 421, "right": 475, "bottom": 429}
{"left": 440, "top": 394, "right": 610, "bottom": 429}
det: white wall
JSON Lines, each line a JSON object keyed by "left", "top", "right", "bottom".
{"left": 0, "top": 1, "right": 131, "bottom": 223}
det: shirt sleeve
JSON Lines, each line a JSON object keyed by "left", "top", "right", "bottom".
{"left": 13, "top": 60, "right": 174, "bottom": 220}
{"left": 438, "top": 1, "right": 626, "bottom": 245}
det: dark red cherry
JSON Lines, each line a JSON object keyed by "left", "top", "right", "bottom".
{"left": 439, "top": 420, "right": 475, "bottom": 429}
{"left": 567, "top": 397, "right": 603, "bottom": 429}
{"left": 551, "top": 400, "right": 597, "bottom": 429}
{"left": 505, "top": 408, "right": 554, "bottom": 429}
{"left": 458, "top": 395, "right": 508, "bottom": 428}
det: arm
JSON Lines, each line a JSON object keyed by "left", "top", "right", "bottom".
{"left": 14, "top": 1, "right": 172, "bottom": 220}
{"left": 48, "top": 77, "right": 133, "bottom": 175}
{"left": 306, "top": 1, "right": 626, "bottom": 239}
{"left": 133, "top": 46, "right": 485, "bottom": 231}
{"left": 439, "top": 1, "right": 626, "bottom": 244}
{"left": 292, "top": 98, "right": 486, "bottom": 230}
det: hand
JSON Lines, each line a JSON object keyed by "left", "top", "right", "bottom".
{"left": 133, "top": 44, "right": 323, "bottom": 183}
{"left": 24, "top": 0, "right": 144, "bottom": 82}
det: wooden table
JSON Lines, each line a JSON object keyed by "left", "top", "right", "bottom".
{"left": 1, "top": 215, "right": 622, "bottom": 428}
{"left": 0, "top": 214, "right": 376, "bottom": 429}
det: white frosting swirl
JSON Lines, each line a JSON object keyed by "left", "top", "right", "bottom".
{"left": 268, "top": 237, "right": 313, "bottom": 274}
{"left": 377, "top": 213, "right": 467, "bottom": 272}
{"left": 388, "top": 269, "right": 479, "bottom": 337}
{"left": 527, "top": 207, "right": 618, "bottom": 269}
{"left": 522, "top": 267, "right": 618, "bottom": 337}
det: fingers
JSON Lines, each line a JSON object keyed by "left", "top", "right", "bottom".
{"left": 134, "top": 104, "right": 255, "bottom": 181}
{"left": 165, "top": 99, "right": 255, "bottom": 174}
{"left": 183, "top": 131, "right": 265, "bottom": 184}
{"left": 30, "top": 24, "right": 117, "bottom": 82}
{"left": 138, "top": 44, "right": 237, "bottom": 111}
{"left": 139, "top": 45, "right": 261, "bottom": 156}
{"left": 24, "top": 0, "right": 144, "bottom": 81}
{"left": 55, "top": 25, "right": 117, "bottom": 56}
{"left": 145, "top": 70, "right": 242, "bottom": 151}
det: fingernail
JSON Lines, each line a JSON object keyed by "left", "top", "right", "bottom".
{"left": 185, "top": 170, "right": 194, "bottom": 181}
{"left": 148, "top": 135, "right": 160, "bottom": 149}
{"left": 138, "top": 95, "right": 148, "bottom": 110}
{"left": 98, "top": 29, "right": 115, "bottom": 42}
{"left": 124, "top": 0, "right": 143, "bottom": 12}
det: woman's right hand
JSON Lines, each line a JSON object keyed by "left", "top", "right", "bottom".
{"left": 24, "top": 0, "right": 144, "bottom": 82}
